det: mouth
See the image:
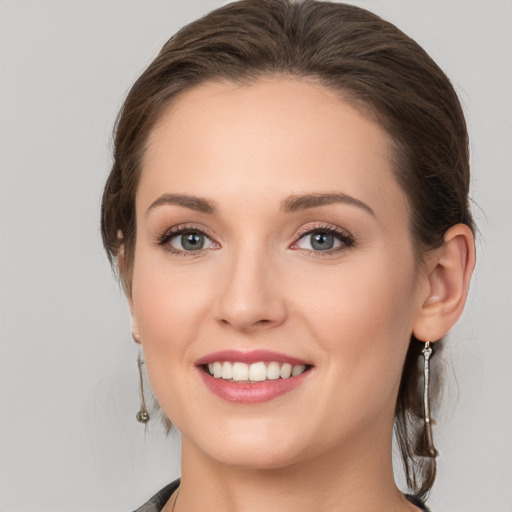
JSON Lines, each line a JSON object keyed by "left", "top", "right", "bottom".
{"left": 195, "top": 350, "right": 313, "bottom": 403}
{"left": 202, "top": 361, "right": 310, "bottom": 382}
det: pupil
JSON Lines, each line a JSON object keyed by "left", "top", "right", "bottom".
{"left": 311, "top": 232, "right": 334, "bottom": 250}
{"left": 182, "top": 232, "right": 204, "bottom": 250}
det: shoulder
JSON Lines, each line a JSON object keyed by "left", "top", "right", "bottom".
{"left": 132, "top": 479, "right": 180, "bottom": 512}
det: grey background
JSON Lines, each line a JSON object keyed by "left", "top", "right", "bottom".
{"left": 0, "top": 1, "right": 510, "bottom": 510}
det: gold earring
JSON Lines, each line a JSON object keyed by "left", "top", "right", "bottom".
{"left": 136, "top": 352, "right": 150, "bottom": 424}
{"left": 421, "top": 341, "right": 438, "bottom": 457}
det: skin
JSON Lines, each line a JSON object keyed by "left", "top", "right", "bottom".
{"left": 127, "top": 78, "right": 475, "bottom": 512}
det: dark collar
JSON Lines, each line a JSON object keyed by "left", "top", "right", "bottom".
{"left": 133, "top": 479, "right": 431, "bottom": 512}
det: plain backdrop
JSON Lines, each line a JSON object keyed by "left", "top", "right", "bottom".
{"left": 0, "top": 1, "right": 511, "bottom": 511}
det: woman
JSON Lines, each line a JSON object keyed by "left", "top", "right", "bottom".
{"left": 101, "top": 1, "right": 475, "bottom": 510}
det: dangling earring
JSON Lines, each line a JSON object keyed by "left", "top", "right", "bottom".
{"left": 421, "top": 341, "right": 438, "bottom": 457}
{"left": 136, "top": 352, "right": 150, "bottom": 424}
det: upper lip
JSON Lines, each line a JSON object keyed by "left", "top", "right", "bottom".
{"left": 194, "top": 349, "right": 311, "bottom": 366}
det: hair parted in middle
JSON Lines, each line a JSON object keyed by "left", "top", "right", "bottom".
{"left": 101, "top": 0, "right": 473, "bottom": 500}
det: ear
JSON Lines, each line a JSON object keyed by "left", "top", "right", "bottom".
{"left": 413, "top": 224, "right": 475, "bottom": 342}
{"left": 127, "top": 295, "right": 141, "bottom": 344}
{"left": 117, "top": 230, "right": 141, "bottom": 344}
{"left": 131, "top": 326, "right": 142, "bottom": 344}
{"left": 129, "top": 300, "right": 141, "bottom": 344}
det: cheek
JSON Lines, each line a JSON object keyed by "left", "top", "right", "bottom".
{"left": 130, "top": 250, "right": 227, "bottom": 407}
{"left": 296, "top": 254, "right": 418, "bottom": 410}
{"left": 132, "top": 250, "right": 212, "bottom": 339}
{"left": 130, "top": 257, "right": 211, "bottom": 421}
{"left": 298, "top": 250, "right": 417, "bottom": 334}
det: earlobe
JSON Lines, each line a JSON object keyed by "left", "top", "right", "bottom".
{"left": 129, "top": 298, "right": 141, "bottom": 343}
{"left": 131, "top": 315, "right": 142, "bottom": 344}
{"left": 413, "top": 224, "right": 475, "bottom": 342}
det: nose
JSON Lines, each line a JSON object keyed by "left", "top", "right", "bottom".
{"left": 215, "top": 245, "right": 287, "bottom": 334}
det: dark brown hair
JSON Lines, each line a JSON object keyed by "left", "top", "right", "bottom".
{"left": 101, "top": 0, "right": 474, "bottom": 500}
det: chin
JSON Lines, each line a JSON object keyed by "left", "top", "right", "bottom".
{"left": 181, "top": 418, "right": 313, "bottom": 470}
{"left": 207, "top": 441, "right": 306, "bottom": 470}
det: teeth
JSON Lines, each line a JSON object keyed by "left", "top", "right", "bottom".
{"left": 249, "top": 362, "right": 267, "bottom": 382}
{"left": 206, "top": 361, "right": 308, "bottom": 381}
{"left": 292, "top": 364, "right": 306, "bottom": 377}
{"left": 232, "top": 362, "right": 249, "bottom": 381}
{"left": 221, "top": 361, "right": 233, "bottom": 380}
{"left": 280, "top": 363, "right": 292, "bottom": 379}
{"left": 267, "top": 362, "right": 281, "bottom": 380}
{"left": 213, "top": 362, "right": 222, "bottom": 378}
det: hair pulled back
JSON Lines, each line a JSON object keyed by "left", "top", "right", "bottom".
{"left": 101, "top": 0, "right": 474, "bottom": 500}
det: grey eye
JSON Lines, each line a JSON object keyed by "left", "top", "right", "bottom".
{"left": 310, "top": 232, "right": 335, "bottom": 250}
{"left": 169, "top": 231, "right": 215, "bottom": 251}
{"left": 297, "top": 231, "right": 341, "bottom": 251}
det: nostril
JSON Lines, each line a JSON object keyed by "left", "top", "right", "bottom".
{"left": 218, "top": 317, "right": 275, "bottom": 330}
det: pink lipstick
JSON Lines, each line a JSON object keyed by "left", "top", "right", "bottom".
{"left": 195, "top": 350, "right": 312, "bottom": 404}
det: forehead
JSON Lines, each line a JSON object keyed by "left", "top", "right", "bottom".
{"left": 139, "top": 77, "right": 408, "bottom": 223}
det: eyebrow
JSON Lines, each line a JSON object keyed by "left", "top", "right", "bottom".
{"left": 147, "top": 193, "right": 218, "bottom": 215}
{"left": 146, "top": 192, "right": 374, "bottom": 217}
{"left": 280, "top": 192, "right": 375, "bottom": 216}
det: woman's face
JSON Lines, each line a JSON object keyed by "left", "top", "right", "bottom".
{"left": 131, "top": 78, "right": 429, "bottom": 468}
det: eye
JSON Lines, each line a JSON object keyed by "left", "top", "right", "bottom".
{"left": 291, "top": 225, "right": 354, "bottom": 255}
{"left": 158, "top": 226, "right": 219, "bottom": 256}
{"left": 170, "top": 231, "right": 213, "bottom": 251}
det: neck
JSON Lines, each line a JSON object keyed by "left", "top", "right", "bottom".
{"left": 169, "top": 421, "right": 420, "bottom": 512}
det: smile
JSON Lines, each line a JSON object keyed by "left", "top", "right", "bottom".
{"left": 195, "top": 350, "right": 313, "bottom": 404}
{"left": 206, "top": 361, "right": 308, "bottom": 382}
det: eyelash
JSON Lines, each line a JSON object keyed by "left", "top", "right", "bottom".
{"left": 293, "top": 224, "right": 355, "bottom": 257}
{"left": 156, "top": 224, "right": 218, "bottom": 258}
{"left": 156, "top": 223, "right": 355, "bottom": 258}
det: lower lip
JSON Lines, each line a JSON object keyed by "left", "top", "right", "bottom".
{"left": 198, "top": 368, "right": 311, "bottom": 404}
